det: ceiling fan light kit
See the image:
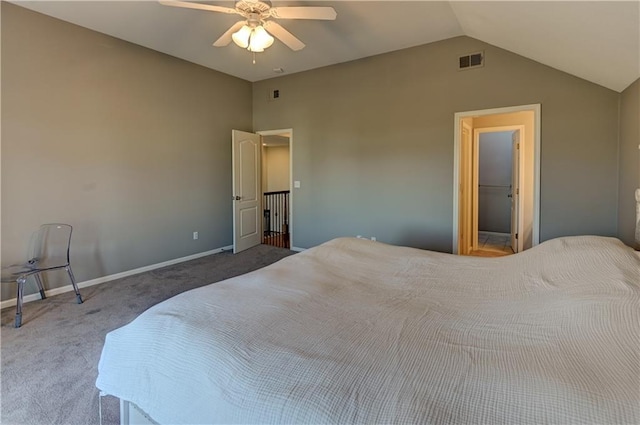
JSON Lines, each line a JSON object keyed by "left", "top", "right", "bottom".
{"left": 247, "top": 26, "right": 274, "bottom": 52}
{"left": 231, "top": 25, "right": 252, "bottom": 48}
{"left": 160, "top": 0, "right": 336, "bottom": 59}
{"left": 231, "top": 13, "right": 274, "bottom": 52}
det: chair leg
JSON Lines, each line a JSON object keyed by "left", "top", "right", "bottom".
{"left": 34, "top": 273, "right": 47, "bottom": 300}
{"left": 15, "top": 276, "right": 25, "bottom": 328}
{"left": 66, "top": 266, "right": 83, "bottom": 304}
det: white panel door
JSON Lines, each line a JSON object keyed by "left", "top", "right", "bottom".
{"left": 232, "top": 130, "right": 261, "bottom": 254}
{"left": 472, "top": 130, "right": 480, "bottom": 252}
{"left": 510, "top": 130, "right": 521, "bottom": 253}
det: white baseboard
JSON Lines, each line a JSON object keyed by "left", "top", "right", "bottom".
{"left": 1, "top": 245, "right": 233, "bottom": 310}
{"left": 290, "top": 246, "right": 306, "bottom": 252}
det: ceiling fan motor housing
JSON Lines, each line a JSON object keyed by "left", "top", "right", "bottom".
{"left": 236, "top": 0, "right": 272, "bottom": 17}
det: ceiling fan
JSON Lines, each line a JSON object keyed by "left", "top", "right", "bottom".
{"left": 159, "top": 0, "right": 337, "bottom": 53}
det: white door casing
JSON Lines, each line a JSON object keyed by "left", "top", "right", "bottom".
{"left": 232, "top": 130, "right": 262, "bottom": 254}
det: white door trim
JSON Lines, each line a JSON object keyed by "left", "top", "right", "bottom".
{"left": 452, "top": 104, "right": 540, "bottom": 254}
{"left": 257, "top": 128, "right": 294, "bottom": 250}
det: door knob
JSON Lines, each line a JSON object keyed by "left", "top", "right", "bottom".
{"left": 233, "top": 196, "right": 241, "bottom": 201}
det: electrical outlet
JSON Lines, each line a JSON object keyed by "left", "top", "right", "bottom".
{"left": 193, "top": 232, "right": 199, "bottom": 240}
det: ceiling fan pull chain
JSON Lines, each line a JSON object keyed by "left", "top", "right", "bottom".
{"left": 253, "top": 51, "right": 256, "bottom": 65}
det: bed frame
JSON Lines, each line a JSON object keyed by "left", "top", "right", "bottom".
{"left": 120, "top": 399, "right": 158, "bottom": 425}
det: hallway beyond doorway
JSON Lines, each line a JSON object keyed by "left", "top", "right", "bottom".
{"left": 470, "top": 232, "right": 514, "bottom": 257}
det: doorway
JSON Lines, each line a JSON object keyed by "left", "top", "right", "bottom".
{"left": 472, "top": 128, "right": 522, "bottom": 257}
{"left": 452, "top": 105, "right": 540, "bottom": 255}
{"left": 260, "top": 131, "right": 291, "bottom": 249}
{"left": 231, "top": 128, "right": 294, "bottom": 253}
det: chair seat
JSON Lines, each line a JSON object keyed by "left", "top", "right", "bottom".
{"left": 2, "top": 264, "right": 66, "bottom": 282}
{"left": 1, "top": 264, "right": 34, "bottom": 281}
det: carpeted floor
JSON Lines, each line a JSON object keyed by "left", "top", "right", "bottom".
{"left": 1, "top": 244, "right": 294, "bottom": 425}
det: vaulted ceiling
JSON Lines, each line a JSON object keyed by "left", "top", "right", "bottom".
{"left": 10, "top": 1, "right": 640, "bottom": 92}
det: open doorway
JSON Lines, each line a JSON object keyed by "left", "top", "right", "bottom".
{"left": 453, "top": 105, "right": 540, "bottom": 256}
{"left": 473, "top": 128, "right": 522, "bottom": 256}
{"left": 231, "top": 128, "right": 293, "bottom": 253}
{"left": 258, "top": 129, "right": 292, "bottom": 249}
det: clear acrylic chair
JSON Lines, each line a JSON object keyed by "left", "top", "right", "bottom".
{"left": 2, "top": 224, "right": 83, "bottom": 327}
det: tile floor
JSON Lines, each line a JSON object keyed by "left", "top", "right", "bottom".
{"left": 471, "top": 231, "right": 514, "bottom": 257}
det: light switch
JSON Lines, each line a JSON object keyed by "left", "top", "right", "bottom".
{"left": 294, "top": 181, "right": 301, "bottom": 188}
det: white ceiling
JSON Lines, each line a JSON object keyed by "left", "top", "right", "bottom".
{"left": 10, "top": 1, "right": 640, "bottom": 92}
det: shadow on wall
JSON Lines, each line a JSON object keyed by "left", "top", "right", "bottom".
{"left": 399, "top": 227, "right": 452, "bottom": 253}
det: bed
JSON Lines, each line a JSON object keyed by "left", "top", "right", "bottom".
{"left": 96, "top": 235, "right": 640, "bottom": 425}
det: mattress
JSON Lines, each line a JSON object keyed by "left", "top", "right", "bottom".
{"left": 96, "top": 236, "right": 640, "bottom": 424}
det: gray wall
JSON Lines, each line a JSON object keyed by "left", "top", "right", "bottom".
{"left": 264, "top": 145, "right": 290, "bottom": 192}
{"left": 253, "top": 36, "right": 620, "bottom": 251}
{"left": 478, "top": 132, "right": 512, "bottom": 233}
{"left": 617, "top": 78, "right": 640, "bottom": 248}
{"left": 1, "top": 3, "right": 252, "bottom": 299}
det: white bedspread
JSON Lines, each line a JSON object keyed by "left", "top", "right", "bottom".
{"left": 96, "top": 236, "right": 640, "bottom": 424}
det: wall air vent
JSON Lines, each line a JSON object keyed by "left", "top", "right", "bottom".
{"left": 459, "top": 51, "right": 484, "bottom": 70}
{"left": 268, "top": 88, "right": 280, "bottom": 101}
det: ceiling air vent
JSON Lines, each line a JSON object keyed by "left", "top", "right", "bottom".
{"left": 459, "top": 51, "right": 484, "bottom": 70}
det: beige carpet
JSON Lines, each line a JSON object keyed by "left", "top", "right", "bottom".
{"left": 0, "top": 244, "right": 294, "bottom": 425}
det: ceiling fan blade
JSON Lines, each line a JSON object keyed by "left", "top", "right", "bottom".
{"left": 213, "top": 21, "right": 246, "bottom": 47}
{"left": 159, "top": 0, "right": 237, "bottom": 15}
{"left": 264, "top": 21, "right": 305, "bottom": 51}
{"left": 269, "top": 6, "right": 337, "bottom": 20}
